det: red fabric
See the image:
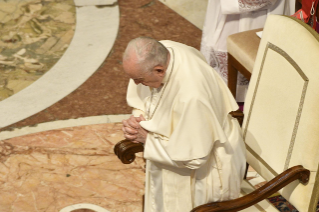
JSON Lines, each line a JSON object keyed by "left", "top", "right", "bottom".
{"left": 291, "top": 9, "right": 309, "bottom": 22}
{"left": 291, "top": 0, "right": 319, "bottom": 30}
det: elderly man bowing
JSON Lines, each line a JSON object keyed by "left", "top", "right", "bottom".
{"left": 122, "top": 37, "right": 246, "bottom": 212}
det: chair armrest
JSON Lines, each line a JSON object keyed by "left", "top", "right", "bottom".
{"left": 114, "top": 139, "right": 144, "bottom": 164}
{"left": 229, "top": 109, "right": 244, "bottom": 127}
{"left": 114, "top": 111, "right": 244, "bottom": 164}
{"left": 191, "top": 165, "right": 310, "bottom": 212}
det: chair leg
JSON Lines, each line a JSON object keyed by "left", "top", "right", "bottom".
{"left": 227, "top": 55, "right": 238, "bottom": 98}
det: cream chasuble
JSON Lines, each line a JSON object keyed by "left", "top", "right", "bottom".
{"left": 200, "top": 0, "right": 295, "bottom": 101}
{"left": 127, "top": 41, "right": 246, "bottom": 212}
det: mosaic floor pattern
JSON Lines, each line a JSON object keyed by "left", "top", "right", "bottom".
{"left": 0, "top": 0, "right": 119, "bottom": 130}
{"left": 0, "top": 0, "right": 75, "bottom": 101}
{"left": 0, "top": 1, "right": 202, "bottom": 209}
{"left": 0, "top": 0, "right": 202, "bottom": 132}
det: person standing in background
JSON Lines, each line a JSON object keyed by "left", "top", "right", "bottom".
{"left": 201, "top": 0, "right": 295, "bottom": 102}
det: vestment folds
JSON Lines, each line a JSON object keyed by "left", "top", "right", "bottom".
{"left": 126, "top": 41, "right": 246, "bottom": 212}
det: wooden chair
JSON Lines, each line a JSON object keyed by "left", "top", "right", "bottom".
{"left": 227, "top": 28, "right": 260, "bottom": 98}
{"left": 115, "top": 15, "right": 319, "bottom": 211}
{"left": 227, "top": 0, "right": 319, "bottom": 100}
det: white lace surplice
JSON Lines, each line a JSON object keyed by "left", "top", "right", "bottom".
{"left": 200, "top": 0, "right": 295, "bottom": 101}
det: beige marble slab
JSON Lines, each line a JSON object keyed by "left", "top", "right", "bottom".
{"left": 0, "top": 114, "right": 131, "bottom": 141}
{"left": 0, "top": 123, "right": 145, "bottom": 212}
{"left": 0, "top": 2, "right": 119, "bottom": 129}
{"left": 75, "top": 0, "right": 117, "bottom": 6}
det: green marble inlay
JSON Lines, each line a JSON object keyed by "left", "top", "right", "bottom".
{"left": 0, "top": 0, "right": 75, "bottom": 101}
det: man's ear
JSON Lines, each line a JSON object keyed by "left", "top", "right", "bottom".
{"left": 153, "top": 65, "right": 166, "bottom": 77}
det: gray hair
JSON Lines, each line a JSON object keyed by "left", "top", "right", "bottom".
{"left": 123, "top": 37, "right": 169, "bottom": 73}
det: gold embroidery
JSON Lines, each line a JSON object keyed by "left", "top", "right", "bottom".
{"left": 244, "top": 42, "right": 308, "bottom": 175}
{"left": 244, "top": 16, "right": 319, "bottom": 211}
{"left": 264, "top": 44, "right": 309, "bottom": 171}
{"left": 284, "top": 16, "right": 319, "bottom": 212}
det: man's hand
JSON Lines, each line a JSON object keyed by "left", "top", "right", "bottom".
{"left": 122, "top": 115, "right": 148, "bottom": 143}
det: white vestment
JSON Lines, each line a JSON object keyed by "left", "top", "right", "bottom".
{"left": 200, "top": 0, "right": 295, "bottom": 101}
{"left": 126, "top": 41, "right": 246, "bottom": 212}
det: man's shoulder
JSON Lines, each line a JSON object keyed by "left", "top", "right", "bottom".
{"left": 160, "top": 40, "right": 206, "bottom": 61}
{"left": 159, "top": 40, "right": 177, "bottom": 46}
{"left": 159, "top": 40, "right": 190, "bottom": 49}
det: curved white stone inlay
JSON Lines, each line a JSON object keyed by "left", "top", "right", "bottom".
{"left": 0, "top": 0, "right": 119, "bottom": 129}
{"left": 0, "top": 114, "right": 130, "bottom": 141}
{"left": 60, "top": 203, "right": 110, "bottom": 212}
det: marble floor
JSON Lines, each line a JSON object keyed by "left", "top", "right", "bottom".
{"left": 0, "top": 0, "right": 202, "bottom": 211}
{"left": 0, "top": 0, "right": 202, "bottom": 132}
{"left": 0, "top": 0, "right": 75, "bottom": 101}
{"left": 0, "top": 116, "right": 274, "bottom": 212}
{"left": 0, "top": 0, "right": 295, "bottom": 211}
{"left": 0, "top": 122, "right": 145, "bottom": 212}
{"left": 0, "top": 0, "right": 119, "bottom": 130}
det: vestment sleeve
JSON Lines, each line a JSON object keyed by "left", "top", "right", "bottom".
{"left": 220, "top": 0, "right": 277, "bottom": 14}
{"left": 144, "top": 132, "right": 207, "bottom": 169}
{"left": 132, "top": 108, "right": 145, "bottom": 117}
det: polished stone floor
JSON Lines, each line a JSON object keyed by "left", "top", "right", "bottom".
{"left": 0, "top": 0, "right": 294, "bottom": 211}
{"left": 0, "top": 0, "right": 202, "bottom": 132}
{"left": 0, "top": 123, "right": 145, "bottom": 212}
{"left": 0, "top": 0, "right": 202, "bottom": 211}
